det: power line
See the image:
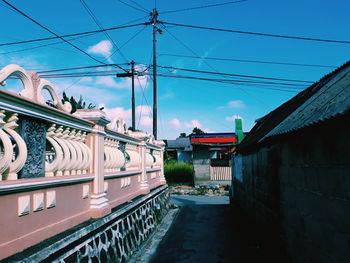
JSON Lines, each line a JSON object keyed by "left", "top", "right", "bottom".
{"left": 36, "top": 64, "right": 126, "bottom": 74}
{"left": 155, "top": 65, "right": 314, "bottom": 83}
{"left": 37, "top": 69, "right": 308, "bottom": 89}
{"left": 117, "top": 0, "right": 149, "bottom": 14}
{"left": 119, "top": 25, "right": 147, "bottom": 50}
{"left": 155, "top": 74, "right": 303, "bottom": 93}
{"left": 161, "top": 21, "right": 350, "bottom": 44}
{"left": 128, "top": 0, "right": 150, "bottom": 13}
{"left": 161, "top": 26, "right": 271, "bottom": 108}
{"left": 0, "top": 22, "right": 145, "bottom": 47}
{"left": 159, "top": 0, "right": 247, "bottom": 14}
{"left": 1, "top": 0, "right": 128, "bottom": 71}
{"left": 158, "top": 53, "right": 337, "bottom": 69}
{"left": 0, "top": 33, "right": 96, "bottom": 56}
{"left": 80, "top": 0, "right": 128, "bottom": 63}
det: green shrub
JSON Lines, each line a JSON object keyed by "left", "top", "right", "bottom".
{"left": 164, "top": 161, "right": 194, "bottom": 184}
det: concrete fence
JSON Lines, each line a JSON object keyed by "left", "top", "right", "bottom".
{"left": 0, "top": 64, "right": 167, "bottom": 260}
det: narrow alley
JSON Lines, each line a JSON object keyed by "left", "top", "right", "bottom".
{"left": 150, "top": 195, "right": 271, "bottom": 263}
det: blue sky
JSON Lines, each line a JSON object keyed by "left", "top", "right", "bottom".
{"left": 1, "top": 0, "right": 349, "bottom": 139}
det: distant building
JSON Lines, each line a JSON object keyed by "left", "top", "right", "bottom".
{"left": 164, "top": 137, "right": 192, "bottom": 162}
{"left": 190, "top": 133, "right": 238, "bottom": 184}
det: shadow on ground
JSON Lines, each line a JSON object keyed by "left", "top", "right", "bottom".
{"left": 150, "top": 195, "right": 281, "bottom": 263}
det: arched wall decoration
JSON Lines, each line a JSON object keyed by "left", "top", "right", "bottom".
{"left": 37, "top": 79, "right": 72, "bottom": 113}
{"left": 0, "top": 64, "right": 34, "bottom": 100}
{"left": 0, "top": 64, "right": 71, "bottom": 113}
{"left": 107, "top": 118, "right": 128, "bottom": 134}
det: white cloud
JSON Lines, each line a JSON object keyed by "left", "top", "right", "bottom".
{"left": 226, "top": 115, "right": 243, "bottom": 121}
{"left": 185, "top": 119, "right": 202, "bottom": 128}
{"left": 101, "top": 104, "right": 152, "bottom": 129}
{"left": 198, "top": 46, "right": 215, "bottom": 67}
{"left": 96, "top": 76, "right": 129, "bottom": 89}
{"left": 139, "top": 116, "right": 152, "bottom": 127}
{"left": 136, "top": 105, "right": 152, "bottom": 115}
{"left": 203, "top": 128, "right": 214, "bottom": 133}
{"left": 228, "top": 100, "right": 245, "bottom": 108}
{"left": 87, "top": 40, "right": 112, "bottom": 60}
{"left": 169, "top": 118, "right": 181, "bottom": 129}
{"left": 216, "top": 106, "right": 225, "bottom": 110}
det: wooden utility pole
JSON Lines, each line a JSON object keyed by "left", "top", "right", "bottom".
{"left": 152, "top": 8, "right": 158, "bottom": 139}
{"left": 131, "top": 60, "right": 135, "bottom": 131}
{"left": 116, "top": 60, "right": 136, "bottom": 131}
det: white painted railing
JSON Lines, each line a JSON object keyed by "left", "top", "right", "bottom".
{"left": 210, "top": 166, "right": 232, "bottom": 181}
{"left": 0, "top": 110, "right": 27, "bottom": 180}
{"left": 0, "top": 63, "right": 167, "bottom": 260}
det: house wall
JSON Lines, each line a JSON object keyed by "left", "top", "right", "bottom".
{"left": 192, "top": 145, "right": 211, "bottom": 183}
{"left": 233, "top": 120, "right": 350, "bottom": 263}
{"left": 177, "top": 150, "right": 191, "bottom": 162}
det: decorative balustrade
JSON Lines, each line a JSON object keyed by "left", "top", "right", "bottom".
{"left": 125, "top": 143, "right": 142, "bottom": 170}
{"left": 0, "top": 110, "right": 27, "bottom": 180}
{"left": 0, "top": 64, "right": 166, "bottom": 260}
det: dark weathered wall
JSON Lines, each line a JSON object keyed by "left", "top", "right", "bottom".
{"left": 192, "top": 145, "right": 211, "bottom": 183}
{"left": 233, "top": 121, "right": 350, "bottom": 263}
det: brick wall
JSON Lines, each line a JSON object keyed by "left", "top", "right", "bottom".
{"left": 233, "top": 119, "right": 350, "bottom": 263}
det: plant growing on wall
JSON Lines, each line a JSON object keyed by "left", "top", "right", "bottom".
{"left": 61, "top": 92, "right": 96, "bottom": 113}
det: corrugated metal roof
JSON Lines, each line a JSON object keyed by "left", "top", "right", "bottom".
{"left": 166, "top": 137, "right": 193, "bottom": 151}
{"left": 237, "top": 60, "right": 350, "bottom": 153}
{"left": 263, "top": 65, "right": 350, "bottom": 139}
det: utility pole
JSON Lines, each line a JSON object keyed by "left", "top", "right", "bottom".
{"left": 131, "top": 60, "right": 135, "bottom": 131}
{"left": 152, "top": 8, "right": 158, "bottom": 139}
{"left": 116, "top": 60, "right": 136, "bottom": 131}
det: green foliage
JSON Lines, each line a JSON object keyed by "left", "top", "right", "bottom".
{"left": 62, "top": 92, "right": 96, "bottom": 113}
{"left": 179, "top": 132, "right": 187, "bottom": 138}
{"left": 164, "top": 161, "right": 194, "bottom": 184}
{"left": 192, "top": 127, "right": 205, "bottom": 135}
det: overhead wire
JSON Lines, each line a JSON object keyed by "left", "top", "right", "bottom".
{"left": 0, "top": 33, "right": 97, "bottom": 56}
{"left": 159, "top": 0, "right": 247, "bottom": 14}
{"left": 0, "top": 22, "right": 145, "bottom": 47}
{"left": 0, "top": 0, "right": 127, "bottom": 71}
{"left": 80, "top": 0, "right": 128, "bottom": 63}
{"left": 161, "top": 26, "right": 270, "bottom": 107}
{"left": 158, "top": 53, "right": 337, "bottom": 69}
{"left": 117, "top": 0, "right": 149, "bottom": 14}
{"left": 155, "top": 65, "right": 314, "bottom": 83}
{"left": 161, "top": 21, "right": 350, "bottom": 45}
{"left": 127, "top": 0, "right": 150, "bottom": 13}
{"left": 153, "top": 73, "right": 304, "bottom": 93}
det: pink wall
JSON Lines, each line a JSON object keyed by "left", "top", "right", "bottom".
{"left": 0, "top": 179, "right": 92, "bottom": 259}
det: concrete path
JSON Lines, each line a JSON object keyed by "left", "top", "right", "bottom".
{"left": 150, "top": 195, "right": 241, "bottom": 263}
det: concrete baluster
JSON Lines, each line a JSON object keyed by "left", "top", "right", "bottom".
{"left": 139, "top": 142, "right": 149, "bottom": 194}
{"left": 0, "top": 110, "right": 14, "bottom": 180}
{"left": 78, "top": 109, "right": 111, "bottom": 218}
{"left": 3, "top": 113, "right": 28, "bottom": 180}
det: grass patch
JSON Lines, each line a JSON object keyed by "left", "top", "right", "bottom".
{"left": 164, "top": 160, "right": 194, "bottom": 184}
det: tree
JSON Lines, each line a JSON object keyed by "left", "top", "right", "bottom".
{"left": 192, "top": 127, "right": 205, "bottom": 135}
{"left": 179, "top": 132, "right": 187, "bottom": 138}
{"left": 61, "top": 92, "right": 96, "bottom": 113}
